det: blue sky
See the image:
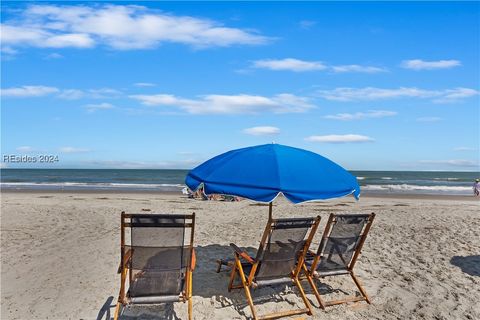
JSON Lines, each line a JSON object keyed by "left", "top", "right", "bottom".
{"left": 1, "top": 1, "right": 479, "bottom": 171}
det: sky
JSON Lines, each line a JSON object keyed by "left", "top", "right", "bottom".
{"left": 1, "top": 1, "right": 479, "bottom": 171}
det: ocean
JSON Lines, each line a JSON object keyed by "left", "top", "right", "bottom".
{"left": 0, "top": 169, "right": 478, "bottom": 196}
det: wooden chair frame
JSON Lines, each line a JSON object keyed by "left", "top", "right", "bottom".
{"left": 228, "top": 216, "right": 321, "bottom": 320}
{"left": 114, "top": 212, "right": 196, "bottom": 320}
{"left": 303, "top": 212, "right": 375, "bottom": 309}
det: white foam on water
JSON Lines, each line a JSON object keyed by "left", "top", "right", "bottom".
{"left": 0, "top": 182, "right": 185, "bottom": 189}
{"left": 363, "top": 184, "right": 471, "bottom": 193}
{"left": 1, "top": 181, "right": 473, "bottom": 195}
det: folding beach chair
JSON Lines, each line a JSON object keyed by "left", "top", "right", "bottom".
{"left": 114, "top": 212, "right": 196, "bottom": 320}
{"left": 228, "top": 216, "right": 321, "bottom": 320}
{"left": 303, "top": 213, "right": 375, "bottom": 308}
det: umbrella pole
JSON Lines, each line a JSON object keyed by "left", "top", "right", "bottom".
{"left": 268, "top": 202, "right": 273, "bottom": 221}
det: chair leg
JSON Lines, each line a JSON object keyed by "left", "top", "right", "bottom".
{"left": 293, "top": 276, "right": 314, "bottom": 316}
{"left": 228, "top": 261, "right": 238, "bottom": 292}
{"left": 235, "top": 258, "right": 258, "bottom": 320}
{"left": 188, "top": 300, "right": 192, "bottom": 320}
{"left": 307, "top": 271, "right": 370, "bottom": 308}
{"left": 302, "top": 264, "right": 326, "bottom": 309}
{"left": 350, "top": 272, "right": 371, "bottom": 304}
{"left": 187, "top": 270, "right": 193, "bottom": 320}
{"left": 113, "top": 302, "right": 122, "bottom": 320}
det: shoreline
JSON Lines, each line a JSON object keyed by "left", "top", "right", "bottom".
{"left": 1, "top": 188, "right": 478, "bottom": 201}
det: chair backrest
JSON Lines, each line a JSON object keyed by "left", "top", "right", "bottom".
{"left": 313, "top": 213, "right": 374, "bottom": 272}
{"left": 121, "top": 213, "right": 195, "bottom": 297}
{"left": 254, "top": 216, "right": 320, "bottom": 281}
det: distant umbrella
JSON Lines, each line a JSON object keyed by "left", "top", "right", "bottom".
{"left": 185, "top": 143, "right": 360, "bottom": 219}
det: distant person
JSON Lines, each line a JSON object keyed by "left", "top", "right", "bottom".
{"left": 474, "top": 179, "right": 480, "bottom": 196}
{"left": 182, "top": 187, "right": 195, "bottom": 199}
{"left": 195, "top": 186, "right": 208, "bottom": 200}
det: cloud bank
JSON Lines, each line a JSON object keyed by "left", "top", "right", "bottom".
{"left": 419, "top": 159, "right": 478, "bottom": 168}
{"left": 325, "top": 110, "right": 397, "bottom": 121}
{"left": 1, "top": 85, "right": 59, "bottom": 97}
{"left": 252, "top": 58, "right": 327, "bottom": 72}
{"left": 59, "top": 147, "right": 90, "bottom": 153}
{"left": 252, "top": 58, "right": 386, "bottom": 73}
{"left": 243, "top": 126, "right": 280, "bottom": 136}
{"left": 130, "top": 93, "right": 315, "bottom": 114}
{"left": 1, "top": 4, "right": 269, "bottom": 51}
{"left": 316, "top": 87, "right": 478, "bottom": 103}
{"left": 401, "top": 59, "right": 461, "bottom": 70}
{"left": 305, "top": 134, "right": 374, "bottom": 143}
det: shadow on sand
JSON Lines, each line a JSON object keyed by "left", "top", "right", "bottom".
{"left": 450, "top": 255, "right": 480, "bottom": 277}
{"left": 98, "top": 243, "right": 339, "bottom": 319}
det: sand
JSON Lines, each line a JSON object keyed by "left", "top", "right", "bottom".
{"left": 1, "top": 191, "right": 479, "bottom": 320}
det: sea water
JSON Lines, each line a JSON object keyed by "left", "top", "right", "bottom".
{"left": 1, "top": 169, "right": 478, "bottom": 196}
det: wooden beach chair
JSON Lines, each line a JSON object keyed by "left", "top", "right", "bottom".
{"left": 228, "top": 216, "right": 321, "bottom": 320}
{"left": 114, "top": 212, "right": 196, "bottom": 320}
{"left": 302, "top": 213, "right": 375, "bottom": 308}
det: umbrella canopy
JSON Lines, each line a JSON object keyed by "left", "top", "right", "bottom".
{"left": 185, "top": 143, "right": 360, "bottom": 204}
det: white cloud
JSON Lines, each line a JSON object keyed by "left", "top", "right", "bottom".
{"left": 1, "top": 24, "right": 94, "bottom": 48}
{"left": 57, "top": 89, "right": 85, "bottom": 100}
{"left": 44, "top": 52, "right": 63, "bottom": 59}
{"left": 305, "top": 134, "right": 374, "bottom": 143}
{"left": 16, "top": 146, "right": 35, "bottom": 153}
{"left": 453, "top": 147, "right": 477, "bottom": 151}
{"left": 1, "top": 46, "right": 18, "bottom": 55}
{"left": 325, "top": 110, "right": 397, "bottom": 121}
{"left": 419, "top": 159, "right": 478, "bottom": 167}
{"left": 331, "top": 65, "right": 387, "bottom": 73}
{"left": 130, "top": 93, "right": 315, "bottom": 114}
{"left": 433, "top": 88, "right": 479, "bottom": 103}
{"left": 416, "top": 117, "right": 441, "bottom": 122}
{"left": 44, "top": 33, "right": 94, "bottom": 48}
{"left": 0, "top": 4, "right": 269, "bottom": 51}
{"left": 316, "top": 87, "right": 479, "bottom": 103}
{"left": 243, "top": 126, "right": 280, "bottom": 136}
{"left": 299, "top": 20, "right": 317, "bottom": 30}
{"left": 252, "top": 58, "right": 327, "bottom": 72}
{"left": 57, "top": 88, "right": 122, "bottom": 100}
{"left": 1, "top": 85, "right": 123, "bottom": 100}
{"left": 1, "top": 85, "right": 59, "bottom": 97}
{"left": 317, "top": 87, "right": 435, "bottom": 101}
{"left": 88, "top": 88, "right": 122, "bottom": 99}
{"left": 134, "top": 82, "right": 156, "bottom": 87}
{"left": 252, "top": 58, "right": 385, "bottom": 73}
{"left": 59, "top": 146, "right": 90, "bottom": 153}
{"left": 82, "top": 159, "right": 199, "bottom": 169}
{"left": 84, "top": 102, "right": 115, "bottom": 113}
{"left": 401, "top": 59, "right": 461, "bottom": 70}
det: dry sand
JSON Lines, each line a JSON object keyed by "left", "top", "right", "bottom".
{"left": 1, "top": 191, "right": 479, "bottom": 320}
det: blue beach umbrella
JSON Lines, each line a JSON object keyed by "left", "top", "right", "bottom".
{"left": 185, "top": 143, "right": 360, "bottom": 219}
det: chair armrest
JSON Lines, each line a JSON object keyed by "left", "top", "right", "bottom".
{"left": 117, "top": 249, "right": 132, "bottom": 274}
{"left": 230, "top": 243, "right": 255, "bottom": 264}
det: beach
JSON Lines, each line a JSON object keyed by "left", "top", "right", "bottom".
{"left": 1, "top": 191, "right": 479, "bottom": 320}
